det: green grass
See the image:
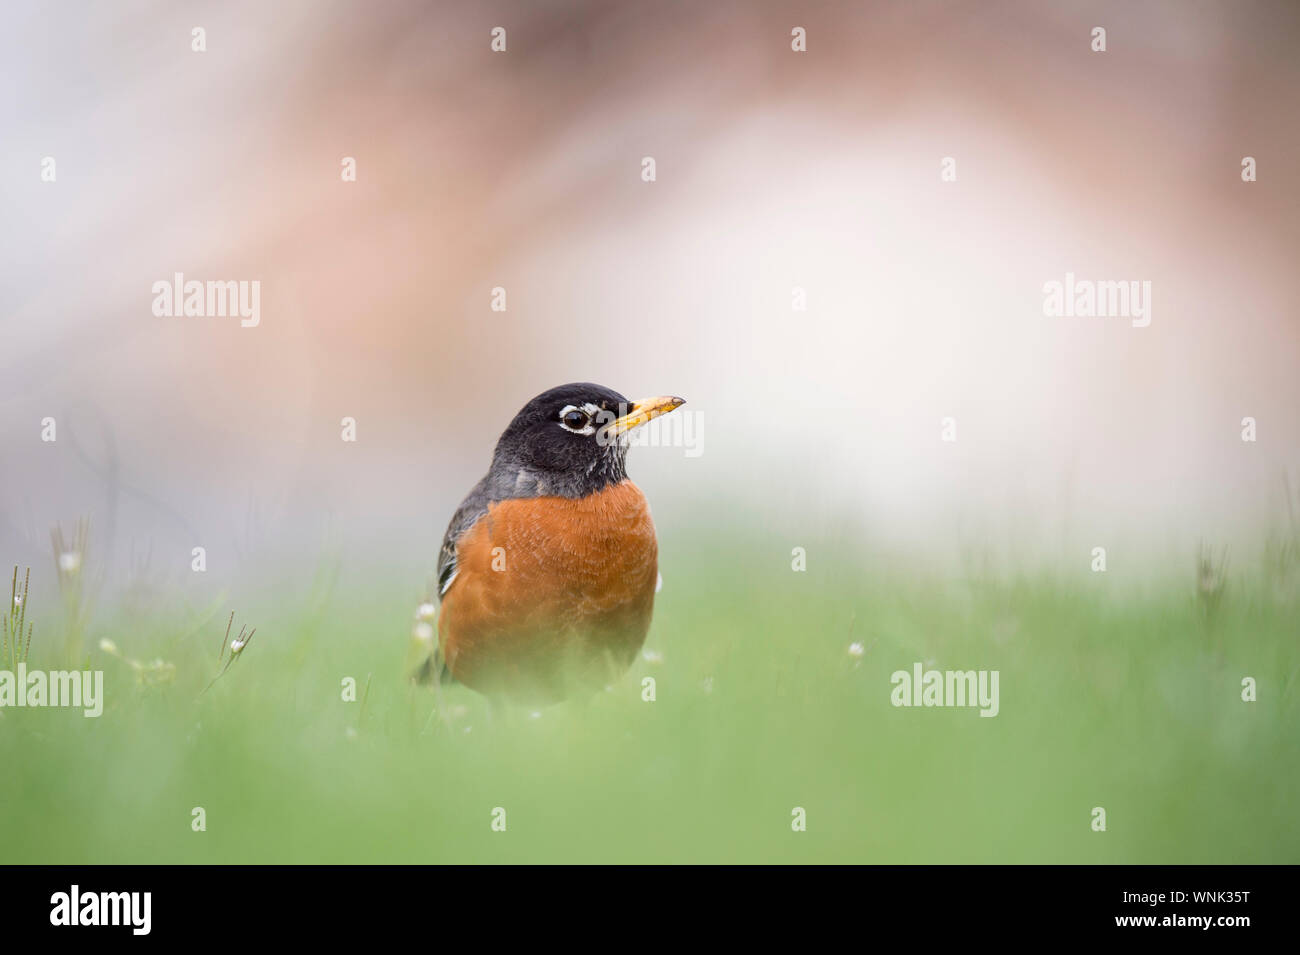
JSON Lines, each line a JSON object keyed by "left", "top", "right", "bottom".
{"left": 1, "top": 529, "right": 1297, "bottom": 863}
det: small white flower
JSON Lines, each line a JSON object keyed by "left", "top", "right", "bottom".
{"left": 59, "top": 552, "right": 82, "bottom": 573}
{"left": 12, "top": 595, "right": 20, "bottom": 607}
{"left": 230, "top": 639, "right": 246, "bottom": 654}
{"left": 848, "top": 642, "right": 865, "bottom": 658}
{"left": 413, "top": 622, "right": 434, "bottom": 643}
{"left": 99, "top": 638, "right": 119, "bottom": 654}
{"left": 415, "top": 602, "right": 436, "bottom": 622}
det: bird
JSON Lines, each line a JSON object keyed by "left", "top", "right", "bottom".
{"left": 415, "top": 382, "right": 685, "bottom": 705}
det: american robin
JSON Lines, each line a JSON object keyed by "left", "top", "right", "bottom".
{"left": 415, "top": 383, "right": 685, "bottom": 705}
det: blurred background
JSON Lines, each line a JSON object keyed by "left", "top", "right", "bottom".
{"left": 2, "top": 0, "right": 1299, "bottom": 605}
{"left": 3, "top": 0, "right": 1300, "bottom": 868}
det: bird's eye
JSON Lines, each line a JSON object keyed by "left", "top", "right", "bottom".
{"left": 560, "top": 407, "right": 591, "bottom": 431}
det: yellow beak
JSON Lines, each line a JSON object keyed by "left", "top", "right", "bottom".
{"left": 605, "top": 395, "right": 686, "bottom": 436}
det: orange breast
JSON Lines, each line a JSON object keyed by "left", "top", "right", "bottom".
{"left": 438, "top": 480, "right": 658, "bottom": 704}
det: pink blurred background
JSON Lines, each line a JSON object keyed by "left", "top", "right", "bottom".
{"left": 2, "top": 0, "right": 1298, "bottom": 599}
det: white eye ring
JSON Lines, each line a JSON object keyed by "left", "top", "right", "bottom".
{"left": 558, "top": 403, "right": 599, "bottom": 435}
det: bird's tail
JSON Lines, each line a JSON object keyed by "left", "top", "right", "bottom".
{"left": 411, "top": 647, "right": 454, "bottom": 686}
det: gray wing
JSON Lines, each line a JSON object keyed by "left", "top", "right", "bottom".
{"left": 436, "top": 475, "right": 492, "bottom": 601}
{"left": 412, "top": 476, "right": 493, "bottom": 687}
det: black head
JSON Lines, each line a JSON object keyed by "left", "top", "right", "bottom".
{"left": 486, "top": 382, "right": 685, "bottom": 499}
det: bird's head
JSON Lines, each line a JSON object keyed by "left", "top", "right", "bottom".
{"left": 489, "top": 382, "right": 685, "bottom": 498}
